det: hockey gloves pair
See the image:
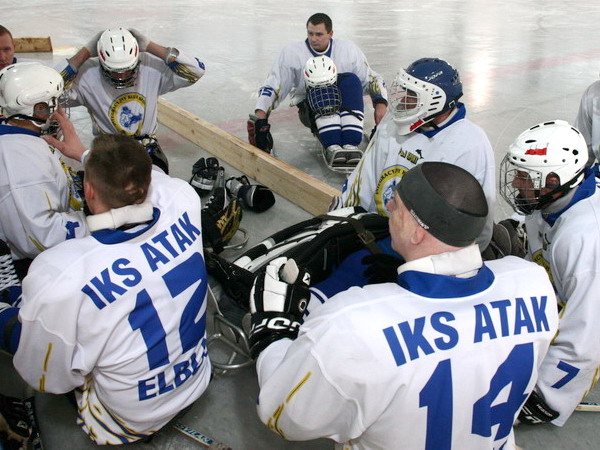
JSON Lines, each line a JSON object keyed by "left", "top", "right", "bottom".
{"left": 247, "top": 114, "right": 273, "bottom": 153}
{"left": 190, "top": 157, "right": 220, "bottom": 196}
{"left": 249, "top": 257, "right": 310, "bottom": 358}
{"left": 517, "top": 390, "right": 559, "bottom": 425}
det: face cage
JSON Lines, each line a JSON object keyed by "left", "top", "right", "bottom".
{"left": 306, "top": 84, "right": 341, "bottom": 117}
{"left": 100, "top": 62, "right": 139, "bottom": 89}
{"left": 500, "top": 157, "right": 545, "bottom": 215}
{"left": 389, "top": 86, "right": 421, "bottom": 121}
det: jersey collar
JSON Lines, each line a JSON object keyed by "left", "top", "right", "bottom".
{"left": 305, "top": 38, "right": 332, "bottom": 58}
{"left": 92, "top": 207, "right": 160, "bottom": 244}
{"left": 417, "top": 103, "right": 466, "bottom": 138}
{"left": 543, "top": 167, "right": 598, "bottom": 226}
{"left": 0, "top": 122, "right": 40, "bottom": 137}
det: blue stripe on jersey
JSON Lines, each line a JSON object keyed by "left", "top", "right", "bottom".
{"left": 417, "top": 103, "right": 467, "bottom": 138}
{"left": 0, "top": 123, "right": 40, "bottom": 136}
{"left": 92, "top": 208, "right": 161, "bottom": 244}
{"left": 305, "top": 38, "right": 333, "bottom": 58}
{"left": 398, "top": 264, "right": 495, "bottom": 299}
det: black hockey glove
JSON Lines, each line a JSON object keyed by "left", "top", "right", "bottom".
{"left": 226, "top": 175, "right": 275, "bottom": 213}
{"left": 249, "top": 257, "right": 311, "bottom": 358}
{"left": 0, "top": 394, "right": 31, "bottom": 447}
{"left": 247, "top": 115, "right": 273, "bottom": 153}
{"left": 362, "top": 253, "right": 404, "bottom": 284}
{"left": 190, "top": 157, "right": 220, "bottom": 196}
{"left": 518, "top": 390, "right": 559, "bottom": 425}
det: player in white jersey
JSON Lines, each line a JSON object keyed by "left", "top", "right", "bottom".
{"left": 247, "top": 161, "right": 557, "bottom": 449}
{"left": 574, "top": 78, "right": 600, "bottom": 165}
{"left": 0, "top": 62, "right": 87, "bottom": 275}
{"left": 340, "top": 57, "right": 495, "bottom": 252}
{"left": 500, "top": 119, "right": 600, "bottom": 426}
{"left": 1, "top": 109, "right": 211, "bottom": 444}
{"left": 248, "top": 13, "right": 388, "bottom": 166}
{"left": 59, "top": 27, "right": 205, "bottom": 173}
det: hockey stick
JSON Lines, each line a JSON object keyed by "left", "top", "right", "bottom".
{"left": 575, "top": 402, "right": 600, "bottom": 412}
{"left": 172, "top": 422, "right": 232, "bottom": 449}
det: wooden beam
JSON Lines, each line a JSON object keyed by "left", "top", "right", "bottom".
{"left": 157, "top": 98, "right": 340, "bottom": 215}
{"left": 14, "top": 37, "right": 53, "bottom": 53}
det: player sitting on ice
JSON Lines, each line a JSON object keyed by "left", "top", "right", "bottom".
{"left": 0, "top": 108, "right": 211, "bottom": 445}
{"left": 248, "top": 162, "right": 558, "bottom": 448}
{"left": 501, "top": 119, "right": 600, "bottom": 426}
{"left": 303, "top": 55, "right": 365, "bottom": 170}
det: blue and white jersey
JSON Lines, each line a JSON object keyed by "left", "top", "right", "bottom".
{"left": 525, "top": 169, "right": 600, "bottom": 425}
{"left": 14, "top": 171, "right": 210, "bottom": 444}
{"left": 62, "top": 50, "right": 205, "bottom": 136}
{"left": 255, "top": 38, "right": 387, "bottom": 114}
{"left": 340, "top": 105, "right": 496, "bottom": 251}
{"left": 0, "top": 124, "right": 87, "bottom": 260}
{"left": 256, "top": 252, "right": 558, "bottom": 449}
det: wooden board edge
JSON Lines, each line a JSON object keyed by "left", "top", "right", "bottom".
{"left": 14, "top": 37, "right": 53, "bottom": 53}
{"left": 157, "top": 98, "right": 340, "bottom": 216}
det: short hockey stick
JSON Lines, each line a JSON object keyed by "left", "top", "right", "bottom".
{"left": 172, "top": 422, "right": 232, "bottom": 449}
{"left": 575, "top": 401, "right": 600, "bottom": 412}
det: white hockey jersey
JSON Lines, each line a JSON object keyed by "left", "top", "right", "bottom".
{"left": 14, "top": 171, "right": 211, "bottom": 444}
{"left": 63, "top": 50, "right": 205, "bottom": 136}
{"left": 0, "top": 125, "right": 87, "bottom": 260}
{"left": 574, "top": 79, "right": 600, "bottom": 163}
{"left": 525, "top": 170, "right": 600, "bottom": 425}
{"left": 255, "top": 38, "right": 387, "bottom": 114}
{"left": 341, "top": 105, "right": 496, "bottom": 250}
{"left": 256, "top": 252, "right": 558, "bottom": 449}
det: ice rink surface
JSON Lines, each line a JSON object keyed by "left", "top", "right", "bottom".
{"left": 2, "top": 1, "right": 600, "bottom": 448}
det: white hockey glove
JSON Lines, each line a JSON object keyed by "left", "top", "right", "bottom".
{"left": 84, "top": 31, "right": 103, "bottom": 57}
{"left": 517, "top": 390, "right": 559, "bottom": 425}
{"left": 249, "top": 257, "right": 310, "bottom": 358}
{"left": 128, "top": 28, "right": 150, "bottom": 52}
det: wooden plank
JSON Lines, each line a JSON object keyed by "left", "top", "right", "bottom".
{"left": 14, "top": 37, "right": 53, "bottom": 53}
{"left": 157, "top": 98, "right": 340, "bottom": 215}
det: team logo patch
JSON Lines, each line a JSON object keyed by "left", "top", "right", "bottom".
{"left": 109, "top": 93, "right": 146, "bottom": 135}
{"left": 374, "top": 165, "right": 408, "bottom": 215}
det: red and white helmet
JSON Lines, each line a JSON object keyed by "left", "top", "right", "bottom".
{"left": 500, "top": 120, "right": 587, "bottom": 214}
{"left": 304, "top": 55, "right": 337, "bottom": 88}
{"left": 0, "top": 62, "right": 64, "bottom": 132}
{"left": 97, "top": 28, "right": 140, "bottom": 88}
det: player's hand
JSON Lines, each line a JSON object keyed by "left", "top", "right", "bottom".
{"left": 43, "top": 107, "right": 86, "bottom": 162}
{"left": 247, "top": 115, "right": 273, "bottom": 153}
{"left": 362, "top": 253, "right": 404, "bottom": 284}
{"left": 84, "top": 30, "right": 104, "bottom": 57}
{"left": 517, "top": 390, "right": 559, "bottom": 425}
{"left": 248, "top": 257, "right": 310, "bottom": 358}
{"left": 128, "top": 28, "right": 150, "bottom": 52}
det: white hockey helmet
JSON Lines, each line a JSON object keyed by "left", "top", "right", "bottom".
{"left": 0, "top": 62, "right": 64, "bottom": 132}
{"left": 389, "top": 58, "right": 463, "bottom": 135}
{"left": 500, "top": 120, "right": 587, "bottom": 215}
{"left": 304, "top": 55, "right": 337, "bottom": 88}
{"left": 97, "top": 28, "right": 140, "bottom": 88}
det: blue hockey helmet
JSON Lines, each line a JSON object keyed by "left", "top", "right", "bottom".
{"left": 389, "top": 58, "right": 463, "bottom": 134}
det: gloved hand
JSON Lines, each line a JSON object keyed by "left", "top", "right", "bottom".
{"left": 249, "top": 257, "right": 311, "bottom": 358}
{"left": 128, "top": 28, "right": 150, "bottom": 52}
{"left": 247, "top": 115, "right": 273, "bottom": 153}
{"left": 84, "top": 30, "right": 104, "bottom": 57}
{"left": 362, "top": 253, "right": 404, "bottom": 284}
{"left": 517, "top": 390, "right": 559, "bottom": 425}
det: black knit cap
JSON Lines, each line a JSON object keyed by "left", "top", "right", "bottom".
{"left": 396, "top": 162, "right": 488, "bottom": 247}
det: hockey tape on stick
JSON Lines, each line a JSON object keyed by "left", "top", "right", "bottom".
{"left": 575, "top": 402, "right": 600, "bottom": 412}
{"left": 172, "top": 422, "right": 232, "bottom": 449}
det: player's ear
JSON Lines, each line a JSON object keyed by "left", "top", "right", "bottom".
{"left": 84, "top": 180, "right": 95, "bottom": 201}
{"left": 410, "top": 224, "right": 426, "bottom": 246}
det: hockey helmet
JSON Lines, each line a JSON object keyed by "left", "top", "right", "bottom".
{"left": 0, "top": 62, "right": 64, "bottom": 133}
{"left": 500, "top": 120, "right": 587, "bottom": 215}
{"left": 304, "top": 55, "right": 337, "bottom": 88}
{"left": 97, "top": 28, "right": 140, "bottom": 88}
{"left": 389, "top": 57, "right": 463, "bottom": 135}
